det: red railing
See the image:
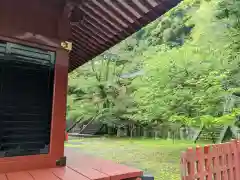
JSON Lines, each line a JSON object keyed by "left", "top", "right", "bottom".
{"left": 180, "top": 140, "right": 240, "bottom": 180}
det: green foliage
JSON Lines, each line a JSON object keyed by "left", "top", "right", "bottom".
{"left": 162, "top": 28, "right": 175, "bottom": 42}
{"left": 68, "top": 54, "right": 138, "bottom": 125}
{"left": 67, "top": 0, "right": 240, "bottom": 130}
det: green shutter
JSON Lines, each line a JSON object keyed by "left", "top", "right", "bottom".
{"left": 0, "top": 42, "right": 55, "bottom": 66}
{"left": 0, "top": 42, "right": 7, "bottom": 57}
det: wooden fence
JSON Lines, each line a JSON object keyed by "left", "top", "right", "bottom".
{"left": 180, "top": 140, "right": 240, "bottom": 180}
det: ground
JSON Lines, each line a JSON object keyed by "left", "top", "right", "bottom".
{"left": 65, "top": 138, "right": 204, "bottom": 180}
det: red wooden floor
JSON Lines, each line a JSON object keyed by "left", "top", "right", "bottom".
{"left": 0, "top": 148, "right": 143, "bottom": 180}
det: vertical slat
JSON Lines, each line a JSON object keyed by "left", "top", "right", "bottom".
{"left": 186, "top": 148, "right": 195, "bottom": 179}
{"left": 235, "top": 140, "right": 240, "bottom": 179}
{"left": 196, "top": 146, "right": 204, "bottom": 179}
{"left": 204, "top": 145, "right": 212, "bottom": 180}
{"left": 225, "top": 142, "right": 233, "bottom": 180}
{"left": 219, "top": 144, "right": 225, "bottom": 180}
{"left": 180, "top": 152, "right": 187, "bottom": 180}
{"left": 213, "top": 144, "right": 221, "bottom": 180}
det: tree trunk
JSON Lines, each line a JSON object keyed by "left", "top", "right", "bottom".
{"left": 167, "top": 131, "right": 172, "bottom": 140}
{"left": 124, "top": 126, "right": 128, "bottom": 136}
{"left": 172, "top": 132, "right": 175, "bottom": 144}
{"left": 154, "top": 130, "right": 159, "bottom": 139}
{"left": 136, "top": 126, "right": 141, "bottom": 137}
{"left": 108, "top": 126, "right": 112, "bottom": 135}
{"left": 180, "top": 127, "right": 185, "bottom": 140}
{"left": 133, "top": 126, "right": 137, "bottom": 137}
{"left": 149, "top": 129, "right": 154, "bottom": 138}
{"left": 117, "top": 127, "right": 121, "bottom": 137}
{"left": 143, "top": 128, "right": 148, "bottom": 138}
{"left": 130, "top": 125, "right": 136, "bottom": 138}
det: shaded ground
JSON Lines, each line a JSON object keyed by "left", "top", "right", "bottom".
{"left": 65, "top": 138, "right": 204, "bottom": 180}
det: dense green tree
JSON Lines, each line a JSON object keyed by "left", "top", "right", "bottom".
{"left": 67, "top": 0, "right": 240, "bottom": 131}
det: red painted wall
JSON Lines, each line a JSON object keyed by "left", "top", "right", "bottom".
{"left": 0, "top": 0, "right": 61, "bottom": 39}
{"left": 0, "top": 0, "right": 70, "bottom": 47}
{"left": 0, "top": 0, "right": 70, "bottom": 173}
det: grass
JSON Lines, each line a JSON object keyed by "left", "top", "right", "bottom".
{"left": 65, "top": 138, "right": 205, "bottom": 180}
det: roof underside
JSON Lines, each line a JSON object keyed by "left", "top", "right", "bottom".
{"left": 69, "top": 0, "right": 182, "bottom": 72}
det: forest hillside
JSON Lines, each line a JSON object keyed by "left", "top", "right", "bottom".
{"left": 67, "top": 0, "right": 240, "bottom": 129}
